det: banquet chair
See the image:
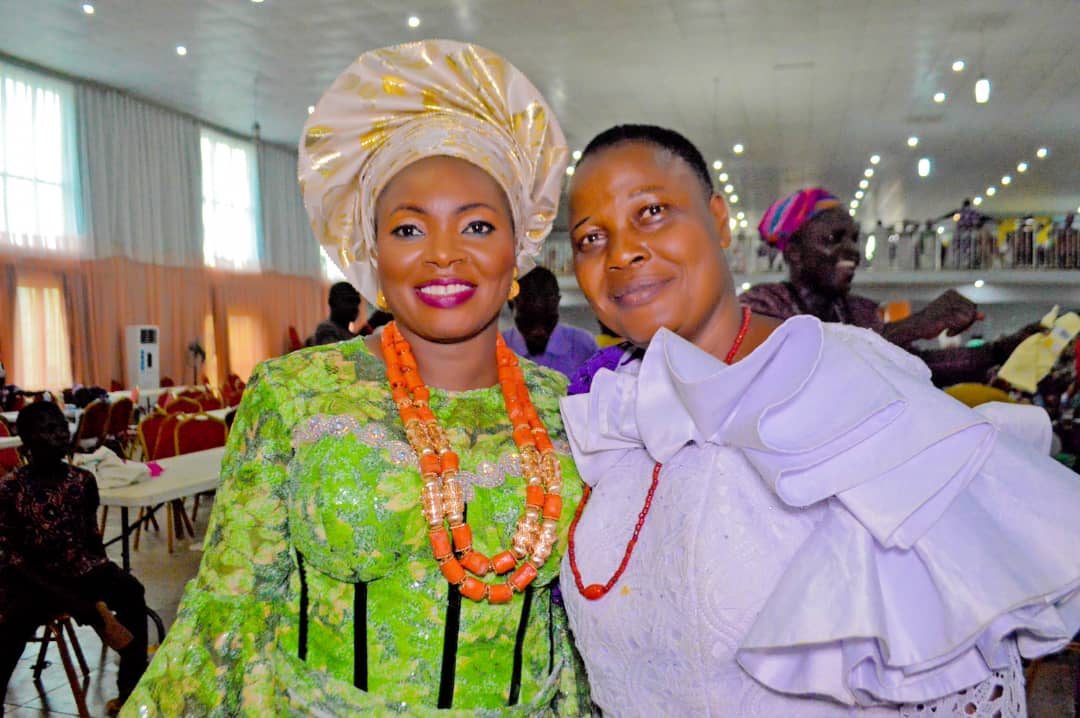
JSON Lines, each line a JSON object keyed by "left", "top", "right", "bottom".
{"left": 197, "top": 394, "right": 223, "bottom": 411}
{"left": 287, "top": 325, "right": 304, "bottom": 352}
{"left": 221, "top": 374, "right": 246, "bottom": 407}
{"left": 71, "top": 399, "right": 109, "bottom": 452}
{"left": 28, "top": 614, "right": 91, "bottom": 718}
{"left": 147, "top": 413, "right": 195, "bottom": 550}
{"left": 160, "top": 377, "right": 175, "bottom": 387}
{"left": 0, "top": 421, "right": 22, "bottom": 472}
{"left": 162, "top": 396, "right": 202, "bottom": 415}
{"left": 175, "top": 414, "right": 228, "bottom": 522}
{"left": 109, "top": 379, "right": 123, "bottom": 392}
{"left": 96, "top": 397, "right": 137, "bottom": 533}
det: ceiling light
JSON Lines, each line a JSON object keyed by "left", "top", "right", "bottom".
{"left": 176, "top": 45, "right": 187, "bottom": 56}
{"left": 1017, "top": 161, "right": 1028, "bottom": 173}
{"left": 565, "top": 166, "right": 574, "bottom": 176}
{"left": 974, "top": 76, "right": 991, "bottom": 104}
{"left": 937, "top": 226, "right": 945, "bottom": 234}
{"left": 718, "top": 172, "right": 729, "bottom": 182}
{"left": 1036, "top": 147, "right": 1048, "bottom": 159}
{"left": 729, "top": 218, "right": 737, "bottom": 230}
{"left": 712, "top": 160, "right": 723, "bottom": 170}
{"left": 723, "top": 184, "right": 734, "bottom": 194}
{"left": 850, "top": 200, "right": 859, "bottom": 209}
{"left": 855, "top": 190, "right": 864, "bottom": 199}
{"left": 907, "top": 136, "right": 919, "bottom": 148}
{"left": 82, "top": 3, "right": 94, "bottom": 13}
{"left": 870, "top": 154, "right": 881, "bottom": 165}
{"left": 952, "top": 59, "right": 966, "bottom": 72}
{"left": 974, "top": 279, "right": 985, "bottom": 288}
{"left": 933, "top": 91, "right": 946, "bottom": 103}
{"left": 251, "top": 0, "right": 264, "bottom": 3}
{"left": 917, "top": 157, "right": 931, "bottom": 177}
{"left": 973, "top": 196, "right": 983, "bottom": 206}
{"left": 1001, "top": 175, "right": 1012, "bottom": 185}
{"left": 859, "top": 179, "right": 869, "bottom": 189}
{"left": 407, "top": 15, "right": 421, "bottom": 28}
{"left": 736, "top": 211, "right": 745, "bottom": 220}
{"left": 739, "top": 219, "right": 749, "bottom": 228}
{"left": 849, "top": 209, "right": 856, "bottom": 217}
{"left": 741, "top": 282, "right": 752, "bottom": 291}
{"left": 730, "top": 194, "right": 739, "bottom": 204}
{"left": 572, "top": 150, "right": 582, "bottom": 161}
{"left": 864, "top": 168, "right": 874, "bottom": 178}
{"left": 732, "top": 143, "right": 744, "bottom": 154}
{"left": 986, "top": 187, "right": 996, "bottom": 196}
{"left": 307, "top": 105, "right": 314, "bottom": 115}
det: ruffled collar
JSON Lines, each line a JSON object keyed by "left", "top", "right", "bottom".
{"left": 560, "top": 316, "right": 998, "bottom": 548}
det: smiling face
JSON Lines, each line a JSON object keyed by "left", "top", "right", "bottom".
{"left": 568, "top": 142, "right": 733, "bottom": 348}
{"left": 374, "top": 155, "right": 517, "bottom": 344}
{"left": 784, "top": 207, "right": 861, "bottom": 296}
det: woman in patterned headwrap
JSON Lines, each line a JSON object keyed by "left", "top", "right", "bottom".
{"left": 742, "top": 188, "right": 1037, "bottom": 386}
{"left": 123, "top": 41, "right": 590, "bottom": 716}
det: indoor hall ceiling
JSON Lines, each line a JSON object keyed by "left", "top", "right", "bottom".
{"left": 2, "top": 0, "right": 1079, "bottom": 228}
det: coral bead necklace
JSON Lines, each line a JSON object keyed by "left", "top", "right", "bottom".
{"left": 568, "top": 305, "right": 753, "bottom": 600}
{"left": 381, "top": 321, "right": 564, "bottom": 604}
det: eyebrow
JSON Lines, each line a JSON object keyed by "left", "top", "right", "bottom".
{"left": 389, "top": 202, "right": 498, "bottom": 216}
{"left": 570, "top": 185, "right": 667, "bottom": 233}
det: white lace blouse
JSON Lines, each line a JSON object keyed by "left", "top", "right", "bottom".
{"left": 559, "top": 317, "right": 1080, "bottom": 717}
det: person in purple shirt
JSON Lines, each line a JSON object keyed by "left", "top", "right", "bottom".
{"left": 503, "top": 267, "right": 598, "bottom": 378}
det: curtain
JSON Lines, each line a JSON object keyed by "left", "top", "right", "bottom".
{"left": 0, "top": 62, "right": 83, "bottom": 256}
{"left": 13, "top": 269, "right": 74, "bottom": 391}
{"left": 201, "top": 129, "right": 259, "bottom": 272}
{"left": 258, "top": 142, "right": 321, "bottom": 278}
{"left": 76, "top": 84, "right": 202, "bottom": 266}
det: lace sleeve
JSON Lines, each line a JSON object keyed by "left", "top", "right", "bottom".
{"left": 898, "top": 644, "right": 1026, "bottom": 718}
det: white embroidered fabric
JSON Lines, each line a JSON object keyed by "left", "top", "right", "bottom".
{"left": 898, "top": 646, "right": 1026, "bottom": 717}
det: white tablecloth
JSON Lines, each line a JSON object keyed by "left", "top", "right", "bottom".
{"left": 98, "top": 446, "right": 226, "bottom": 508}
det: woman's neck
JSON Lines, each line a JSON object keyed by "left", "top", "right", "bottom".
{"left": 676, "top": 292, "right": 781, "bottom": 365}
{"left": 368, "top": 320, "right": 501, "bottom": 392}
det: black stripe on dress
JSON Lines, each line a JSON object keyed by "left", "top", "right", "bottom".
{"left": 354, "top": 581, "right": 368, "bottom": 690}
{"left": 296, "top": 550, "right": 309, "bottom": 661}
{"left": 508, "top": 584, "right": 535, "bottom": 705}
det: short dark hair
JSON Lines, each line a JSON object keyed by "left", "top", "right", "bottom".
{"left": 517, "top": 266, "right": 560, "bottom": 301}
{"left": 15, "top": 400, "right": 64, "bottom": 438}
{"left": 578, "top": 124, "right": 714, "bottom": 200}
{"left": 328, "top": 281, "right": 361, "bottom": 306}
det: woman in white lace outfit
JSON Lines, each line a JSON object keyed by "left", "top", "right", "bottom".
{"left": 557, "top": 124, "right": 1080, "bottom": 718}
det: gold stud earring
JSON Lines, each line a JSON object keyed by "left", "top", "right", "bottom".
{"left": 508, "top": 268, "right": 520, "bottom": 301}
{"left": 376, "top": 290, "right": 388, "bottom": 311}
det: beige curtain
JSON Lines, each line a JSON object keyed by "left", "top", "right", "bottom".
{"left": 12, "top": 268, "right": 74, "bottom": 391}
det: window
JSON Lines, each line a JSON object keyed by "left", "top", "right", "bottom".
{"left": 13, "top": 271, "right": 74, "bottom": 390}
{"left": 201, "top": 129, "right": 258, "bottom": 271}
{"left": 0, "top": 64, "right": 81, "bottom": 255}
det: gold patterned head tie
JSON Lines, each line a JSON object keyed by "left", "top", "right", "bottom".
{"left": 298, "top": 40, "right": 569, "bottom": 304}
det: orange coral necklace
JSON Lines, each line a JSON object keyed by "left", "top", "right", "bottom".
{"left": 381, "top": 321, "right": 564, "bottom": 604}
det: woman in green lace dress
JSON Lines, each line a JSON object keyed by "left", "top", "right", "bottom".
{"left": 122, "top": 40, "right": 588, "bottom": 716}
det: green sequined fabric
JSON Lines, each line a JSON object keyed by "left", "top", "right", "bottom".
{"left": 123, "top": 337, "right": 590, "bottom": 716}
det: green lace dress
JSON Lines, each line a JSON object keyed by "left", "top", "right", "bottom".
{"left": 122, "top": 337, "right": 590, "bottom": 716}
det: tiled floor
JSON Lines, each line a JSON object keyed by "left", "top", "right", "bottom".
{"left": 2, "top": 495, "right": 1076, "bottom": 717}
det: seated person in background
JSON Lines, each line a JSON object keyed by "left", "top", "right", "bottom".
{"left": 308, "top": 281, "right": 363, "bottom": 346}
{"left": 742, "top": 188, "right": 1038, "bottom": 386}
{"left": 502, "top": 266, "right": 598, "bottom": 378}
{"left": 357, "top": 308, "right": 394, "bottom": 336}
{"left": 0, "top": 402, "right": 148, "bottom": 716}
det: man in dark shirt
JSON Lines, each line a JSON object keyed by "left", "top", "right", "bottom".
{"left": 1, "top": 402, "right": 148, "bottom": 715}
{"left": 308, "top": 281, "right": 363, "bottom": 346}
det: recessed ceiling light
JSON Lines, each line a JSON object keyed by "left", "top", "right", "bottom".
{"left": 1036, "top": 147, "right": 1048, "bottom": 159}
{"left": 973, "top": 279, "right": 985, "bottom": 288}
{"left": 973, "top": 196, "right": 983, "bottom": 206}
{"left": 986, "top": 187, "right": 996, "bottom": 196}
{"left": 1017, "top": 161, "right": 1028, "bottom": 173}
{"left": 870, "top": 154, "right": 881, "bottom": 165}
{"left": 82, "top": 3, "right": 94, "bottom": 14}
{"left": 741, "top": 282, "right": 752, "bottom": 291}
{"left": 565, "top": 166, "right": 574, "bottom": 176}
{"left": 859, "top": 179, "right": 869, "bottom": 189}
{"left": 1001, "top": 175, "right": 1012, "bottom": 185}
{"left": 974, "top": 76, "right": 991, "bottom": 104}
{"left": 850, "top": 200, "right": 859, "bottom": 209}
{"left": 251, "top": 0, "right": 264, "bottom": 3}
{"left": 176, "top": 45, "right": 187, "bottom": 56}
{"left": 571, "top": 150, "right": 582, "bottom": 161}
{"left": 732, "top": 143, "right": 744, "bottom": 154}
{"left": 307, "top": 105, "right": 315, "bottom": 114}
{"left": 952, "top": 59, "right": 966, "bottom": 72}
{"left": 730, "top": 194, "right": 739, "bottom": 203}
{"left": 723, "top": 184, "right": 734, "bottom": 194}
{"left": 907, "top": 136, "right": 919, "bottom": 148}
{"left": 933, "top": 91, "right": 946, "bottom": 103}
{"left": 739, "top": 219, "right": 749, "bottom": 228}
{"left": 917, "top": 157, "right": 931, "bottom": 177}
{"left": 864, "top": 168, "right": 874, "bottom": 178}
{"left": 849, "top": 209, "right": 856, "bottom": 217}
{"left": 855, "top": 190, "right": 864, "bottom": 199}
{"left": 936, "top": 226, "right": 945, "bottom": 234}
{"left": 736, "top": 211, "right": 745, "bottom": 220}
{"left": 712, "top": 160, "right": 723, "bottom": 170}
{"left": 718, "top": 172, "right": 729, "bottom": 182}
{"left": 407, "top": 15, "right": 421, "bottom": 28}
